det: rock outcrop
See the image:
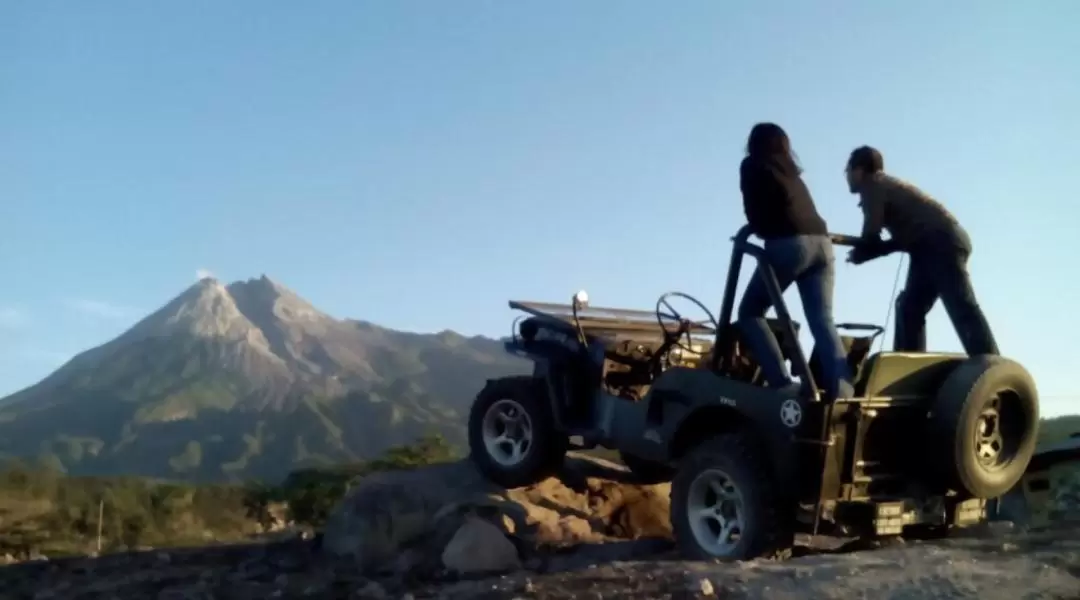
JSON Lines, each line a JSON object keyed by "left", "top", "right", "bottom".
{"left": 321, "top": 452, "right": 672, "bottom": 575}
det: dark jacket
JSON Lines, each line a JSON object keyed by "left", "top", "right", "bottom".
{"left": 857, "top": 172, "right": 966, "bottom": 253}
{"left": 739, "top": 155, "right": 828, "bottom": 240}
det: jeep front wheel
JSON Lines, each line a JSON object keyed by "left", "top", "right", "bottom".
{"left": 468, "top": 376, "right": 567, "bottom": 488}
{"left": 670, "top": 434, "right": 793, "bottom": 561}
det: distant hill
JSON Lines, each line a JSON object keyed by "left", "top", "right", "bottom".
{"left": 1040, "top": 414, "right": 1080, "bottom": 446}
{"left": 0, "top": 276, "right": 528, "bottom": 482}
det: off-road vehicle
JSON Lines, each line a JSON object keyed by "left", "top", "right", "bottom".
{"left": 992, "top": 432, "right": 1080, "bottom": 527}
{"left": 468, "top": 225, "right": 1040, "bottom": 560}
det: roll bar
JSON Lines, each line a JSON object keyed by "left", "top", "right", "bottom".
{"left": 716, "top": 225, "right": 864, "bottom": 400}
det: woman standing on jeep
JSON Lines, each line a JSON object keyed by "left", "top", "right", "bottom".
{"left": 736, "top": 122, "right": 853, "bottom": 399}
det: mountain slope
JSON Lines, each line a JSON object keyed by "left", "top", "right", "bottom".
{"left": 0, "top": 276, "right": 528, "bottom": 482}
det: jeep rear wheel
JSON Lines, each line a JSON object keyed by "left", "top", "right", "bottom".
{"left": 929, "top": 355, "right": 1039, "bottom": 499}
{"left": 670, "top": 434, "right": 793, "bottom": 561}
{"left": 468, "top": 376, "right": 567, "bottom": 488}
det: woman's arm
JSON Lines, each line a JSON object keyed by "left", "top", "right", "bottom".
{"left": 739, "top": 158, "right": 781, "bottom": 237}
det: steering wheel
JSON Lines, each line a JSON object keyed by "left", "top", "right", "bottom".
{"left": 654, "top": 292, "right": 719, "bottom": 352}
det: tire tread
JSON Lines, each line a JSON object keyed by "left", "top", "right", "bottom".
{"left": 670, "top": 433, "right": 793, "bottom": 561}
{"left": 468, "top": 376, "right": 567, "bottom": 489}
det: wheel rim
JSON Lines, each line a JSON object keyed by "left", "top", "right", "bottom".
{"left": 481, "top": 398, "right": 534, "bottom": 467}
{"left": 686, "top": 468, "right": 745, "bottom": 557}
{"left": 974, "top": 390, "right": 1024, "bottom": 470}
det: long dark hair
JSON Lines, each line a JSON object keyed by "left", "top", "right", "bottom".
{"left": 745, "top": 122, "right": 801, "bottom": 173}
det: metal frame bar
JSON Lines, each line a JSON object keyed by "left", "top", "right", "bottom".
{"left": 716, "top": 226, "right": 863, "bottom": 402}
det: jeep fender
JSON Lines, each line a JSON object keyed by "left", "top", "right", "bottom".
{"left": 643, "top": 368, "right": 803, "bottom": 481}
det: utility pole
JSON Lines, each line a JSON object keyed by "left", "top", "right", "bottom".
{"left": 96, "top": 498, "right": 104, "bottom": 553}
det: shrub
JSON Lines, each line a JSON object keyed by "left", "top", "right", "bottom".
{"left": 0, "top": 433, "right": 463, "bottom": 557}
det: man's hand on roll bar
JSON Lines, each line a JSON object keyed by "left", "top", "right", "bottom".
{"left": 828, "top": 233, "right": 862, "bottom": 247}
{"left": 842, "top": 236, "right": 901, "bottom": 265}
{"left": 739, "top": 230, "right": 899, "bottom": 265}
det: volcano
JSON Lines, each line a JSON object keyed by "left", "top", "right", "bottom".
{"left": 0, "top": 276, "right": 527, "bottom": 482}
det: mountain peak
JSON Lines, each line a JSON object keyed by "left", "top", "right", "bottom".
{"left": 227, "top": 274, "right": 293, "bottom": 298}
{"left": 124, "top": 276, "right": 259, "bottom": 341}
{"left": 226, "top": 275, "right": 324, "bottom": 325}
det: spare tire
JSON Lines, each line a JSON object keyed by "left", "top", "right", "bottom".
{"left": 928, "top": 355, "right": 1039, "bottom": 499}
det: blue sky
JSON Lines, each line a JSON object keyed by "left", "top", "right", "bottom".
{"left": 1, "top": 1, "right": 1077, "bottom": 416}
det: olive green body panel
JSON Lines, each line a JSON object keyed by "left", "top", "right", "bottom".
{"left": 631, "top": 366, "right": 803, "bottom": 481}
{"left": 632, "top": 352, "right": 970, "bottom": 505}
{"left": 855, "top": 352, "right": 965, "bottom": 399}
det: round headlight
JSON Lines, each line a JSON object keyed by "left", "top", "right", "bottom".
{"left": 519, "top": 319, "right": 539, "bottom": 341}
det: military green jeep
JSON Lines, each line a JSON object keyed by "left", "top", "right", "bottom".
{"left": 468, "top": 225, "right": 1040, "bottom": 560}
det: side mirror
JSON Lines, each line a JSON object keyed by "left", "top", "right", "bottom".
{"left": 572, "top": 290, "right": 590, "bottom": 309}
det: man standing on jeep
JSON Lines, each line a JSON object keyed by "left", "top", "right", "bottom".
{"left": 844, "top": 145, "right": 999, "bottom": 356}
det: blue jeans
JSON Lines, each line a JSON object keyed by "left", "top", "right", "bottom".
{"left": 737, "top": 235, "right": 854, "bottom": 399}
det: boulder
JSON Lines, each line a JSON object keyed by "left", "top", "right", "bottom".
{"left": 440, "top": 516, "right": 522, "bottom": 574}
{"left": 321, "top": 452, "right": 672, "bottom": 573}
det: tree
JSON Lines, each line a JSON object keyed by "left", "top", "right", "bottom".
{"left": 275, "top": 433, "right": 461, "bottom": 527}
{"left": 368, "top": 433, "right": 459, "bottom": 471}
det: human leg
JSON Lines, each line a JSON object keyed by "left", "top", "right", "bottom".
{"left": 737, "top": 266, "right": 792, "bottom": 388}
{"left": 925, "top": 247, "right": 1000, "bottom": 356}
{"left": 794, "top": 237, "right": 854, "bottom": 399}
{"left": 736, "top": 238, "right": 801, "bottom": 388}
{"left": 893, "top": 254, "right": 939, "bottom": 352}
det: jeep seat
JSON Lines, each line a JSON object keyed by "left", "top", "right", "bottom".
{"left": 808, "top": 335, "right": 875, "bottom": 394}
{"left": 707, "top": 319, "right": 800, "bottom": 384}
{"left": 712, "top": 319, "right": 802, "bottom": 361}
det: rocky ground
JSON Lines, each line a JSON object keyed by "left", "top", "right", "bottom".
{"left": 2, "top": 522, "right": 1078, "bottom": 599}
{"left": 3, "top": 453, "right": 1078, "bottom": 599}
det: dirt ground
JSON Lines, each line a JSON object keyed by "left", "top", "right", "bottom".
{"left": 2, "top": 521, "right": 1077, "bottom": 599}
{"left": 419, "top": 523, "right": 1080, "bottom": 600}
